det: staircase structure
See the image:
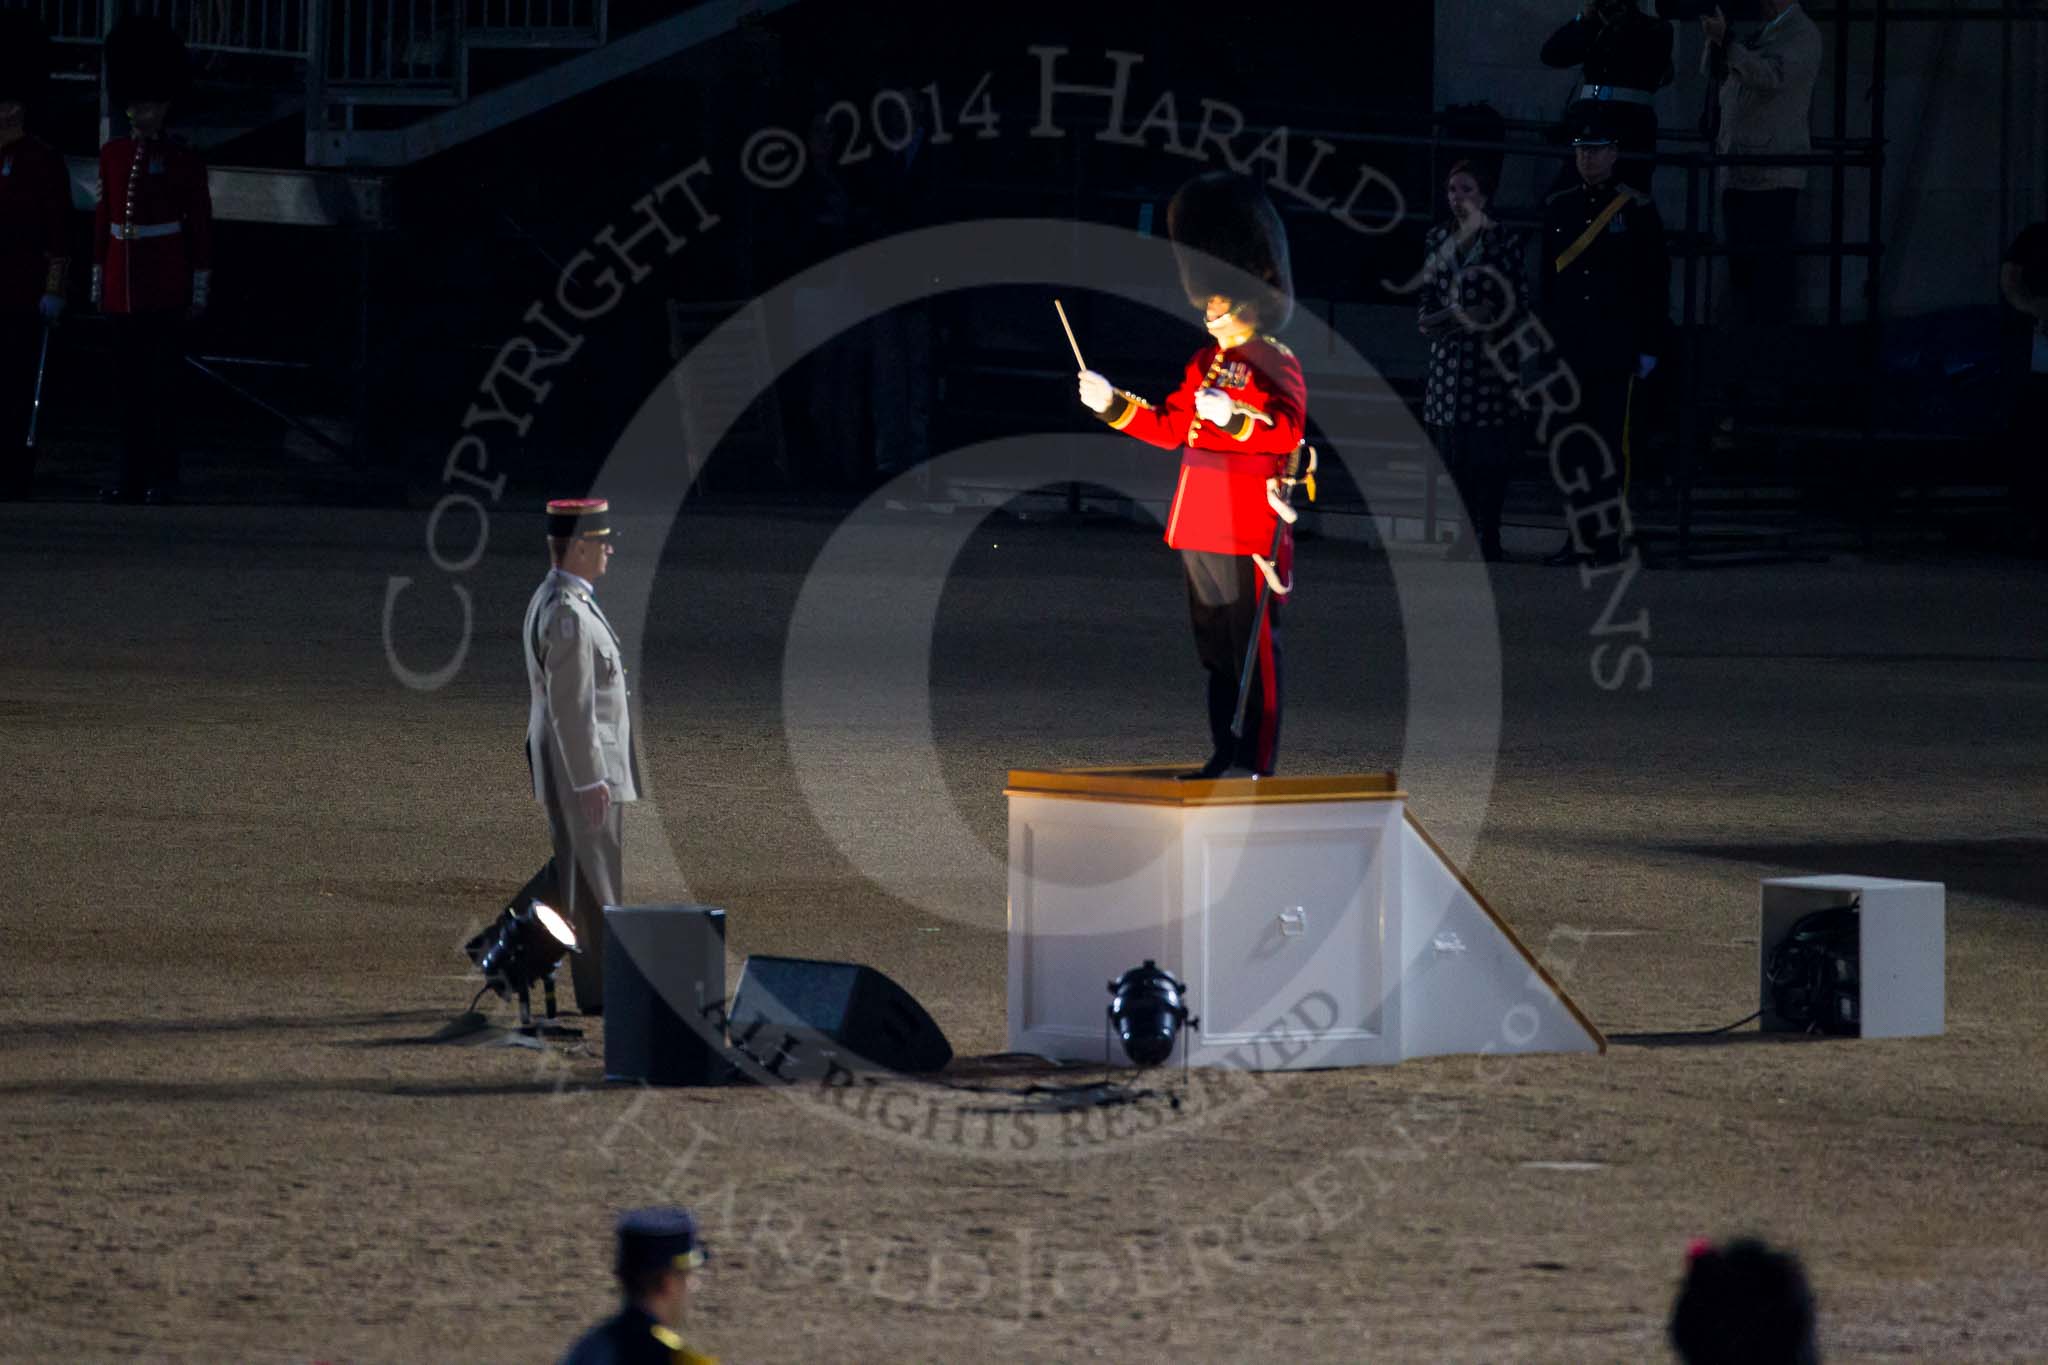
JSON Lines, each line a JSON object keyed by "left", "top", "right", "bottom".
{"left": 9, "top": 0, "right": 796, "bottom": 170}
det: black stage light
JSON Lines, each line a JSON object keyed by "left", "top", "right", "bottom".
{"left": 1108, "top": 960, "right": 1196, "bottom": 1068}
{"left": 465, "top": 898, "right": 579, "bottom": 1031}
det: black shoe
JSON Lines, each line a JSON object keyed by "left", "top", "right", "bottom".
{"left": 100, "top": 484, "right": 142, "bottom": 505}
{"left": 1176, "top": 753, "right": 1233, "bottom": 781}
{"left": 1542, "top": 541, "right": 1586, "bottom": 567}
{"left": 143, "top": 485, "right": 180, "bottom": 506}
{"left": 1481, "top": 540, "right": 1506, "bottom": 563}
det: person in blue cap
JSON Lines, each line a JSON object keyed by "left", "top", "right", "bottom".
{"left": 559, "top": 1206, "right": 716, "bottom": 1365}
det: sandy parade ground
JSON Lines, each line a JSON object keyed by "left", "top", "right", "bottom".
{"left": 4, "top": 497, "right": 2047, "bottom": 1363}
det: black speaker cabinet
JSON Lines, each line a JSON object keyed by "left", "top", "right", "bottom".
{"left": 728, "top": 956, "right": 952, "bottom": 1079}
{"left": 603, "top": 905, "right": 728, "bottom": 1086}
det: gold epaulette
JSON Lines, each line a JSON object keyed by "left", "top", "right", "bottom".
{"left": 1257, "top": 335, "right": 1296, "bottom": 360}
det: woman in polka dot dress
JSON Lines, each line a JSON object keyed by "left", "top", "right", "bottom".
{"left": 1419, "top": 160, "right": 1528, "bottom": 561}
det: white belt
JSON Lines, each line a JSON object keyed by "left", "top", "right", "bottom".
{"left": 111, "top": 221, "right": 182, "bottom": 240}
{"left": 1580, "top": 84, "right": 1654, "bottom": 106}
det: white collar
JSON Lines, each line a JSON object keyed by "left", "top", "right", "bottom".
{"left": 1763, "top": 4, "right": 1801, "bottom": 35}
{"left": 553, "top": 568, "right": 596, "bottom": 598}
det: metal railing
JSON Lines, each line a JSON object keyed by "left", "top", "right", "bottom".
{"left": 19, "top": 0, "right": 313, "bottom": 55}
{"left": 5, "top": 0, "right": 604, "bottom": 91}
{"left": 463, "top": 0, "right": 602, "bottom": 43}
{"left": 323, "top": 0, "right": 462, "bottom": 90}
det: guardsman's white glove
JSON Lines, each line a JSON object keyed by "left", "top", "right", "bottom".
{"left": 1077, "top": 369, "right": 1113, "bottom": 413}
{"left": 1637, "top": 353, "right": 1658, "bottom": 380}
{"left": 38, "top": 293, "right": 65, "bottom": 322}
{"left": 1194, "top": 386, "right": 1235, "bottom": 426}
{"left": 90, "top": 265, "right": 103, "bottom": 309}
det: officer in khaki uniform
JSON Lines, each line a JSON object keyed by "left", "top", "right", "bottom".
{"left": 524, "top": 498, "right": 639, "bottom": 1015}
{"left": 559, "top": 1207, "right": 718, "bottom": 1365}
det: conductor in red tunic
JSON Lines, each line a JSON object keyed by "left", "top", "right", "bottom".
{"left": 93, "top": 16, "right": 212, "bottom": 505}
{"left": 1077, "top": 173, "right": 1307, "bottom": 778}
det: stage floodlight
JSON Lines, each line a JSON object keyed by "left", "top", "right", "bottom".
{"left": 1107, "top": 959, "right": 1194, "bottom": 1068}
{"left": 465, "top": 899, "right": 579, "bottom": 1029}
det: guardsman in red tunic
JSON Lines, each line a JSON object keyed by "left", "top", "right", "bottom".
{"left": 94, "top": 16, "right": 212, "bottom": 505}
{"left": 0, "top": 15, "right": 69, "bottom": 500}
{"left": 1078, "top": 173, "right": 1307, "bottom": 778}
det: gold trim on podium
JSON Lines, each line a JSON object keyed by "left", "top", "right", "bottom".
{"left": 1004, "top": 766, "right": 1404, "bottom": 809}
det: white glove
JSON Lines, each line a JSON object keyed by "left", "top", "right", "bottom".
{"left": 1077, "top": 369, "right": 1113, "bottom": 413}
{"left": 38, "top": 293, "right": 66, "bottom": 322}
{"left": 1637, "top": 353, "right": 1658, "bottom": 380}
{"left": 90, "top": 265, "right": 103, "bottom": 309}
{"left": 1194, "top": 387, "right": 1235, "bottom": 426}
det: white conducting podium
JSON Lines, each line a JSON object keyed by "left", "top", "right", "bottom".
{"left": 1006, "top": 767, "right": 1603, "bottom": 1070}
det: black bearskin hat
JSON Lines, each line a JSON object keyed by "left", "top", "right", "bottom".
{"left": 0, "top": 12, "right": 52, "bottom": 112}
{"left": 1167, "top": 172, "right": 1293, "bottom": 333}
{"left": 106, "top": 14, "right": 191, "bottom": 109}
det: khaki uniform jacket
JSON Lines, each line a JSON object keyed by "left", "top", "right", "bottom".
{"left": 524, "top": 569, "right": 640, "bottom": 806}
{"left": 1706, "top": 4, "right": 1824, "bottom": 193}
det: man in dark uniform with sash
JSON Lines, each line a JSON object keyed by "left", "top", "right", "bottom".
{"left": 0, "top": 14, "right": 69, "bottom": 501}
{"left": 524, "top": 498, "right": 640, "bottom": 1016}
{"left": 1541, "top": 0, "right": 1675, "bottom": 192}
{"left": 1540, "top": 114, "right": 1670, "bottom": 567}
{"left": 560, "top": 1207, "right": 717, "bottom": 1365}
{"left": 94, "top": 15, "right": 213, "bottom": 505}
{"left": 1077, "top": 172, "right": 1308, "bottom": 779}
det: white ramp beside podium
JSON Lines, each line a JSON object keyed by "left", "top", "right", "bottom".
{"left": 1005, "top": 768, "right": 1602, "bottom": 1069}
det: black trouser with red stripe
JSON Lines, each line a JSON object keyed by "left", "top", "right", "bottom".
{"left": 1182, "top": 548, "right": 1283, "bottom": 775}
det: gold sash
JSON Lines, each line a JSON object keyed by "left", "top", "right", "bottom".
{"left": 1554, "top": 192, "right": 1632, "bottom": 275}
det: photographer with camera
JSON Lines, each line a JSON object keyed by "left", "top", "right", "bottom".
{"left": 1700, "top": 0, "right": 1822, "bottom": 328}
{"left": 1540, "top": 0, "right": 1676, "bottom": 192}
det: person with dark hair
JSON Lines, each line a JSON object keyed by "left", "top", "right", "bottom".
{"left": 94, "top": 15, "right": 213, "bottom": 506}
{"left": 560, "top": 1207, "right": 716, "bottom": 1364}
{"left": 1076, "top": 172, "right": 1307, "bottom": 778}
{"left": 1541, "top": 0, "right": 1676, "bottom": 192}
{"left": 1669, "top": 1236, "right": 1820, "bottom": 1363}
{"left": 1419, "top": 159, "right": 1528, "bottom": 562}
{"left": 0, "top": 12, "right": 69, "bottom": 501}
